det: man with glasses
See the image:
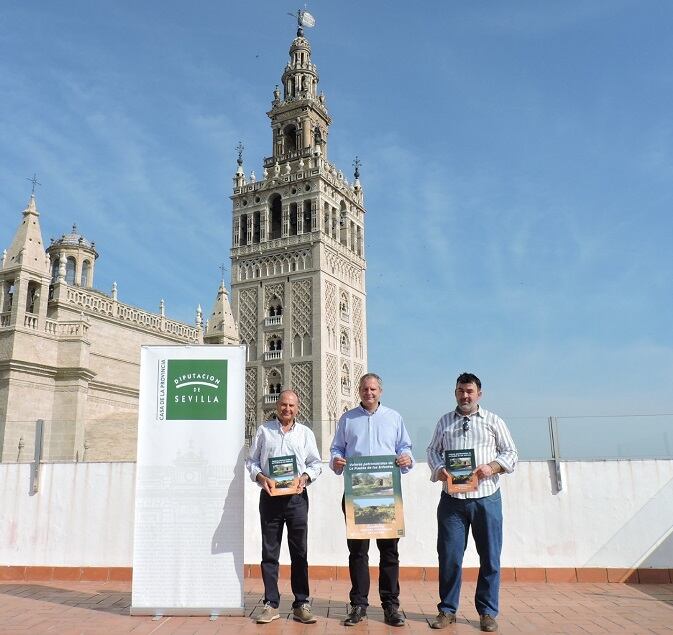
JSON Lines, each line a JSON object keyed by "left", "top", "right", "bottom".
{"left": 426, "top": 373, "right": 517, "bottom": 632}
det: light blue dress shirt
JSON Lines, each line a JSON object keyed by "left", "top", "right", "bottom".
{"left": 329, "top": 403, "right": 414, "bottom": 474}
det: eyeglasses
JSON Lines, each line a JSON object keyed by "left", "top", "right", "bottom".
{"left": 462, "top": 417, "right": 470, "bottom": 433}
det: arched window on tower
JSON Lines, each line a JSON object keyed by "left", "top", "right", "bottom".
{"left": 339, "top": 201, "right": 348, "bottom": 246}
{"left": 340, "top": 331, "right": 350, "bottom": 356}
{"left": 341, "top": 363, "right": 351, "bottom": 396}
{"left": 303, "top": 200, "right": 312, "bottom": 232}
{"left": 266, "top": 297, "right": 282, "bottom": 326}
{"left": 240, "top": 213, "right": 249, "bottom": 245}
{"left": 289, "top": 203, "right": 298, "bottom": 236}
{"left": 25, "top": 282, "right": 39, "bottom": 314}
{"left": 267, "top": 369, "right": 282, "bottom": 398}
{"left": 340, "top": 292, "right": 349, "bottom": 321}
{"left": 65, "top": 257, "right": 76, "bottom": 285}
{"left": 50, "top": 259, "right": 59, "bottom": 282}
{"left": 81, "top": 260, "right": 91, "bottom": 287}
{"left": 253, "top": 211, "right": 261, "bottom": 244}
{"left": 284, "top": 124, "right": 297, "bottom": 154}
{"left": 269, "top": 194, "right": 282, "bottom": 240}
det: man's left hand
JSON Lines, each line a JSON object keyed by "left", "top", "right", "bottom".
{"left": 474, "top": 463, "right": 496, "bottom": 479}
{"left": 396, "top": 453, "right": 412, "bottom": 468}
{"left": 296, "top": 474, "right": 309, "bottom": 494}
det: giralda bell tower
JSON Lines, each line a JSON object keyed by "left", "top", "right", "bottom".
{"left": 230, "top": 15, "right": 368, "bottom": 456}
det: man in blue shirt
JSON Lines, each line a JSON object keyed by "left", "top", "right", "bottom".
{"left": 330, "top": 373, "right": 414, "bottom": 627}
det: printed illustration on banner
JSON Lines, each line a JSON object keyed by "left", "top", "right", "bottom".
{"left": 161, "top": 359, "right": 228, "bottom": 420}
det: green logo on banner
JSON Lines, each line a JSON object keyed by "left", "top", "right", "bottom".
{"left": 165, "top": 359, "right": 228, "bottom": 420}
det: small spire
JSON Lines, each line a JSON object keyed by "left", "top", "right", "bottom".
{"left": 236, "top": 141, "right": 244, "bottom": 167}
{"left": 111, "top": 281, "right": 118, "bottom": 300}
{"left": 160, "top": 299, "right": 165, "bottom": 316}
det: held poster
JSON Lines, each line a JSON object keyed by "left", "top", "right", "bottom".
{"left": 131, "top": 345, "right": 246, "bottom": 616}
{"left": 268, "top": 454, "right": 299, "bottom": 496}
{"left": 344, "top": 455, "right": 405, "bottom": 540}
{"left": 444, "top": 449, "right": 478, "bottom": 493}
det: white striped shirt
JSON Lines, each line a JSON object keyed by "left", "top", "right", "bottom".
{"left": 426, "top": 406, "right": 517, "bottom": 499}
{"left": 246, "top": 418, "right": 322, "bottom": 485}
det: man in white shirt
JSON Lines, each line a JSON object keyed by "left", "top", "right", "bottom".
{"left": 426, "top": 373, "right": 517, "bottom": 633}
{"left": 246, "top": 390, "right": 322, "bottom": 625}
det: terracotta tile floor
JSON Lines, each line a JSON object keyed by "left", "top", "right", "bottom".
{"left": 0, "top": 577, "right": 672, "bottom": 634}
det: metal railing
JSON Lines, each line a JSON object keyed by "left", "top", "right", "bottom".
{"left": 2, "top": 414, "right": 672, "bottom": 467}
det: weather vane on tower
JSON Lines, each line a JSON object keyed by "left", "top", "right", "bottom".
{"left": 288, "top": 6, "right": 316, "bottom": 35}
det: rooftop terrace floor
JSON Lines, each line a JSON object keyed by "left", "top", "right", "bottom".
{"left": 1, "top": 577, "right": 672, "bottom": 634}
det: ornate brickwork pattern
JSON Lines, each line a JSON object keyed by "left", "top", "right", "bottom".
{"left": 326, "top": 353, "right": 338, "bottom": 423}
{"left": 325, "top": 281, "right": 337, "bottom": 330}
{"left": 354, "top": 363, "right": 364, "bottom": 388}
{"left": 291, "top": 362, "right": 313, "bottom": 426}
{"left": 237, "top": 249, "right": 312, "bottom": 281}
{"left": 325, "top": 250, "right": 362, "bottom": 286}
{"left": 245, "top": 366, "right": 258, "bottom": 443}
{"left": 291, "top": 279, "right": 312, "bottom": 338}
{"left": 238, "top": 287, "right": 258, "bottom": 346}
{"left": 353, "top": 296, "right": 363, "bottom": 360}
{"left": 264, "top": 282, "right": 285, "bottom": 307}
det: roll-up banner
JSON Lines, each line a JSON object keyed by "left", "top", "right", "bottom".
{"left": 131, "top": 345, "right": 246, "bottom": 616}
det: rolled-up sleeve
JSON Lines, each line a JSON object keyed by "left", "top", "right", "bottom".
{"left": 493, "top": 416, "right": 517, "bottom": 473}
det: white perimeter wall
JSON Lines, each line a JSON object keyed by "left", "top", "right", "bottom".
{"left": 1, "top": 460, "right": 672, "bottom": 569}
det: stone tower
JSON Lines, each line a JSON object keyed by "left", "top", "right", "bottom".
{"left": 230, "top": 21, "right": 368, "bottom": 455}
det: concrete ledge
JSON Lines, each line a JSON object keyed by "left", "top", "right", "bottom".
{"left": 2, "top": 565, "right": 671, "bottom": 584}
{"left": 0, "top": 566, "right": 133, "bottom": 582}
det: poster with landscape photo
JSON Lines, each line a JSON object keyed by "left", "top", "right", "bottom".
{"left": 268, "top": 454, "right": 299, "bottom": 496}
{"left": 444, "top": 449, "right": 478, "bottom": 493}
{"left": 344, "top": 455, "right": 404, "bottom": 539}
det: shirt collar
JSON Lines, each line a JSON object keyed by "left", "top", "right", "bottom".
{"left": 454, "top": 405, "right": 483, "bottom": 419}
{"left": 275, "top": 417, "right": 296, "bottom": 433}
{"left": 359, "top": 402, "right": 381, "bottom": 415}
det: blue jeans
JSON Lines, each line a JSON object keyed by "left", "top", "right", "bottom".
{"left": 436, "top": 489, "right": 502, "bottom": 617}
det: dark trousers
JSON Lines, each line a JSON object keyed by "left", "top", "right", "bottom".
{"left": 342, "top": 495, "right": 400, "bottom": 609}
{"left": 259, "top": 490, "right": 310, "bottom": 609}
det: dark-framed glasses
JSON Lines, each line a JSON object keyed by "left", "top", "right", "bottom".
{"left": 462, "top": 417, "right": 470, "bottom": 433}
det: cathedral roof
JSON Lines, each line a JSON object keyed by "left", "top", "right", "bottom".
{"left": 48, "top": 224, "right": 98, "bottom": 257}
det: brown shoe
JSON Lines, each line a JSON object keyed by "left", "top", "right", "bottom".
{"left": 429, "top": 612, "right": 456, "bottom": 629}
{"left": 293, "top": 603, "right": 317, "bottom": 624}
{"left": 480, "top": 614, "right": 498, "bottom": 632}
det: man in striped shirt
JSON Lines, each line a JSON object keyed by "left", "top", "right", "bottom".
{"left": 246, "top": 390, "right": 322, "bottom": 625}
{"left": 426, "top": 373, "right": 517, "bottom": 633}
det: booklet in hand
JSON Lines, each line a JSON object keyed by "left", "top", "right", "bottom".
{"left": 268, "top": 455, "right": 300, "bottom": 496}
{"left": 444, "top": 449, "right": 478, "bottom": 493}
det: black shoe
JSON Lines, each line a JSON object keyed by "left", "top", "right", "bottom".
{"left": 383, "top": 607, "right": 405, "bottom": 627}
{"left": 344, "top": 605, "right": 367, "bottom": 626}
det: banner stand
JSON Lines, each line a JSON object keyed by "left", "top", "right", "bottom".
{"left": 131, "top": 345, "right": 246, "bottom": 616}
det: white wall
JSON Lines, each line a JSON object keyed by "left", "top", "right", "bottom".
{"left": 1, "top": 460, "right": 672, "bottom": 569}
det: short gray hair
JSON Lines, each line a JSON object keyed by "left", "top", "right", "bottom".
{"left": 358, "top": 372, "right": 383, "bottom": 390}
{"left": 277, "top": 389, "right": 299, "bottom": 403}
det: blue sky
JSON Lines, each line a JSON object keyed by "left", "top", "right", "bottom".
{"left": 1, "top": 1, "right": 672, "bottom": 455}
